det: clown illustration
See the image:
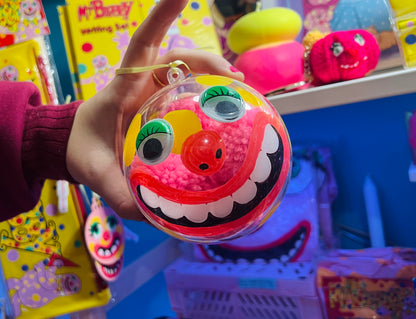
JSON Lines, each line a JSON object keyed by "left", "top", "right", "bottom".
{"left": 123, "top": 74, "right": 292, "bottom": 243}
{"left": 0, "top": 65, "right": 18, "bottom": 81}
{"left": 7, "top": 260, "right": 81, "bottom": 317}
{"left": 84, "top": 197, "right": 125, "bottom": 281}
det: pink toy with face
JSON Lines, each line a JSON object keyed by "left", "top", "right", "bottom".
{"left": 85, "top": 198, "right": 125, "bottom": 281}
{"left": 308, "top": 29, "right": 380, "bottom": 85}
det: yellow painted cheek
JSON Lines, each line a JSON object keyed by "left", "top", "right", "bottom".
{"left": 237, "top": 88, "right": 263, "bottom": 107}
{"left": 164, "top": 110, "right": 202, "bottom": 154}
{"left": 124, "top": 113, "right": 142, "bottom": 167}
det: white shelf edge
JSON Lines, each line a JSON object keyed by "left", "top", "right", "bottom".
{"left": 268, "top": 67, "right": 416, "bottom": 115}
{"left": 409, "top": 162, "right": 416, "bottom": 182}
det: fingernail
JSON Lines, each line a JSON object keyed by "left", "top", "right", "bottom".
{"left": 230, "top": 66, "right": 241, "bottom": 73}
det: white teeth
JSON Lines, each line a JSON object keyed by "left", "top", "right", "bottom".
{"left": 295, "top": 240, "right": 302, "bottom": 248}
{"left": 111, "top": 245, "right": 117, "bottom": 253}
{"left": 280, "top": 255, "right": 289, "bottom": 262}
{"left": 232, "top": 179, "right": 257, "bottom": 204}
{"left": 262, "top": 124, "right": 279, "bottom": 153}
{"left": 289, "top": 248, "right": 296, "bottom": 257}
{"left": 141, "top": 186, "right": 159, "bottom": 208}
{"left": 139, "top": 124, "right": 279, "bottom": 224}
{"left": 105, "top": 250, "right": 111, "bottom": 256}
{"left": 159, "top": 197, "right": 183, "bottom": 219}
{"left": 251, "top": 150, "right": 271, "bottom": 183}
{"left": 208, "top": 196, "right": 233, "bottom": 218}
{"left": 181, "top": 204, "right": 208, "bottom": 223}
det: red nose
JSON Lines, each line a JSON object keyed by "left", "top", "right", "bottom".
{"left": 181, "top": 130, "right": 226, "bottom": 176}
{"left": 103, "top": 231, "right": 110, "bottom": 241}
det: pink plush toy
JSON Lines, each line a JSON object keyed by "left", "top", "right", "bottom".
{"left": 304, "top": 29, "right": 380, "bottom": 85}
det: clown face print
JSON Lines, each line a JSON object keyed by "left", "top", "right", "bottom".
{"left": 92, "top": 55, "right": 110, "bottom": 73}
{"left": 124, "top": 75, "right": 292, "bottom": 243}
{"left": 84, "top": 198, "right": 125, "bottom": 281}
{"left": 20, "top": 0, "right": 41, "bottom": 22}
{"left": 0, "top": 65, "right": 18, "bottom": 81}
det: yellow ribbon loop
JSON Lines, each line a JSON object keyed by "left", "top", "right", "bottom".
{"left": 115, "top": 60, "right": 192, "bottom": 76}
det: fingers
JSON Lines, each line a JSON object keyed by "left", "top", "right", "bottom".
{"left": 152, "top": 48, "right": 245, "bottom": 85}
{"left": 121, "top": 0, "right": 189, "bottom": 68}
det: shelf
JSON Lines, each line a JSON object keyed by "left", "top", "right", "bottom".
{"left": 268, "top": 67, "right": 416, "bottom": 115}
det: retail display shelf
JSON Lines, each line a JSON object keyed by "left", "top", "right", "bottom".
{"left": 268, "top": 67, "right": 416, "bottom": 115}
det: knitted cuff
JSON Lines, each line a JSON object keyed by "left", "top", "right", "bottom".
{"left": 22, "top": 101, "right": 83, "bottom": 185}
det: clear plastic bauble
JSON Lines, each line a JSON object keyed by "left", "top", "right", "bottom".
{"left": 123, "top": 73, "right": 292, "bottom": 243}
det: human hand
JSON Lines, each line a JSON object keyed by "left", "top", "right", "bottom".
{"left": 66, "top": 0, "right": 244, "bottom": 221}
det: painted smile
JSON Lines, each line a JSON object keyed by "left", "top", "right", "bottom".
{"left": 200, "top": 221, "right": 311, "bottom": 263}
{"left": 94, "top": 235, "right": 121, "bottom": 259}
{"left": 340, "top": 56, "right": 368, "bottom": 69}
{"left": 135, "top": 120, "right": 285, "bottom": 228}
{"left": 96, "top": 258, "right": 122, "bottom": 279}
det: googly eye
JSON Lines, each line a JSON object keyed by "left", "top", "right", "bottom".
{"left": 199, "top": 86, "right": 245, "bottom": 123}
{"left": 331, "top": 42, "right": 344, "bottom": 57}
{"left": 354, "top": 33, "right": 365, "bottom": 46}
{"left": 136, "top": 119, "right": 174, "bottom": 165}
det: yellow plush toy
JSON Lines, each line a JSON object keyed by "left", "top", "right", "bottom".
{"left": 226, "top": 5, "right": 306, "bottom": 95}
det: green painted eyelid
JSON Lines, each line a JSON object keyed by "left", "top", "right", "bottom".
{"left": 200, "top": 86, "right": 242, "bottom": 105}
{"left": 107, "top": 215, "right": 118, "bottom": 228}
{"left": 90, "top": 222, "right": 99, "bottom": 235}
{"left": 136, "top": 119, "right": 173, "bottom": 150}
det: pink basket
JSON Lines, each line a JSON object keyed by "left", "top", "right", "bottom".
{"left": 164, "top": 258, "right": 324, "bottom": 319}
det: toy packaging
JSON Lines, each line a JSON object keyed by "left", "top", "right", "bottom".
{"left": 138, "top": 0, "right": 222, "bottom": 57}
{"left": 58, "top": 0, "right": 144, "bottom": 101}
{"left": 386, "top": 0, "right": 416, "bottom": 68}
{"left": 0, "top": 0, "right": 50, "bottom": 48}
{"left": 59, "top": 0, "right": 221, "bottom": 101}
{"left": 317, "top": 247, "right": 416, "bottom": 319}
{"left": 0, "top": 38, "right": 59, "bottom": 104}
{"left": 0, "top": 180, "right": 111, "bottom": 318}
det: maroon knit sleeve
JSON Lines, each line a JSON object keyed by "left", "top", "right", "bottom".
{"left": 0, "top": 81, "right": 82, "bottom": 221}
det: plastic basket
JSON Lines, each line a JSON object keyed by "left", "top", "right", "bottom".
{"left": 164, "top": 258, "right": 324, "bottom": 319}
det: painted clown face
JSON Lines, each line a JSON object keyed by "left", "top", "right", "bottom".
{"left": 124, "top": 75, "right": 292, "bottom": 243}
{"left": 60, "top": 273, "right": 82, "bottom": 295}
{"left": 85, "top": 199, "right": 125, "bottom": 281}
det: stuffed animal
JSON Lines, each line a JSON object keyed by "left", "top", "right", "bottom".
{"left": 303, "top": 29, "right": 380, "bottom": 86}
{"left": 226, "top": 6, "right": 306, "bottom": 95}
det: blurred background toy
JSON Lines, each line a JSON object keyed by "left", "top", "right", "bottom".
{"left": 195, "top": 146, "right": 338, "bottom": 264}
{"left": 302, "top": 0, "right": 401, "bottom": 71}
{"left": 123, "top": 67, "right": 292, "bottom": 243}
{"left": 303, "top": 29, "right": 380, "bottom": 86}
{"left": 85, "top": 196, "right": 125, "bottom": 282}
{"left": 226, "top": 3, "right": 306, "bottom": 95}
